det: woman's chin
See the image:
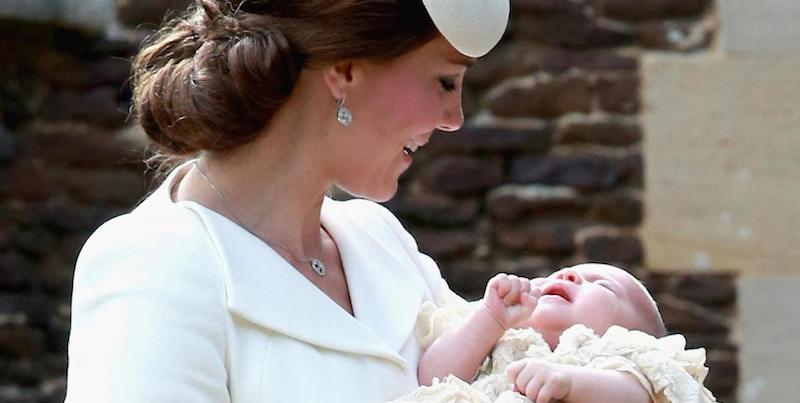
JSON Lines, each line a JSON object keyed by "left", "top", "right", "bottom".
{"left": 338, "top": 183, "right": 398, "bottom": 203}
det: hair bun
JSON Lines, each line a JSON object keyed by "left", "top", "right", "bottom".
{"left": 132, "top": 2, "right": 300, "bottom": 155}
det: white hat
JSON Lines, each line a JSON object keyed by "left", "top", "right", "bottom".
{"left": 421, "top": 0, "right": 510, "bottom": 58}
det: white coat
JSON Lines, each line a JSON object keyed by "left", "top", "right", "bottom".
{"left": 65, "top": 166, "right": 449, "bottom": 403}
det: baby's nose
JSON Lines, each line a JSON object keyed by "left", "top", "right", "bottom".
{"left": 555, "top": 268, "right": 583, "bottom": 284}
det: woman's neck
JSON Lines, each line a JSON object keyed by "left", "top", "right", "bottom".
{"left": 176, "top": 126, "right": 333, "bottom": 259}
{"left": 176, "top": 70, "right": 340, "bottom": 258}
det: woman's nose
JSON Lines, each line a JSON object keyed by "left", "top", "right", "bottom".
{"left": 436, "top": 101, "right": 464, "bottom": 132}
{"left": 555, "top": 269, "right": 583, "bottom": 284}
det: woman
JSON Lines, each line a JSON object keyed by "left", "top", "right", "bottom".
{"left": 65, "top": 0, "right": 509, "bottom": 402}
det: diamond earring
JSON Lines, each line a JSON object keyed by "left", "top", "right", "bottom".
{"left": 336, "top": 95, "right": 352, "bottom": 127}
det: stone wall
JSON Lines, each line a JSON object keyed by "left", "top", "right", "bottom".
{"left": 0, "top": 1, "right": 736, "bottom": 402}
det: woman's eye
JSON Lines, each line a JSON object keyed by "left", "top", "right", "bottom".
{"left": 439, "top": 78, "right": 457, "bottom": 92}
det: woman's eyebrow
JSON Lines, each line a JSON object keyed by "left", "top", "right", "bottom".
{"left": 448, "top": 55, "right": 476, "bottom": 67}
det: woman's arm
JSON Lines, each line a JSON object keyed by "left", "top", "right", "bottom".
{"left": 65, "top": 216, "right": 230, "bottom": 403}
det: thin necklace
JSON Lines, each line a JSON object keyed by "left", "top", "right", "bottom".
{"left": 192, "top": 161, "right": 327, "bottom": 277}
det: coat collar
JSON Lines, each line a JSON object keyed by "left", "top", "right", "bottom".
{"left": 149, "top": 164, "right": 427, "bottom": 369}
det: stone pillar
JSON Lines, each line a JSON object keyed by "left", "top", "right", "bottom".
{"left": 641, "top": 1, "right": 800, "bottom": 402}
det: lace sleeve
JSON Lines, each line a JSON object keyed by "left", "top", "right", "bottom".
{"left": 563, "top": 325, "right": 719, "bottom": 403}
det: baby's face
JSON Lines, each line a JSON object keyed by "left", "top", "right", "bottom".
{"left": 526, "top": 263, "right": 653, "bottom": 347}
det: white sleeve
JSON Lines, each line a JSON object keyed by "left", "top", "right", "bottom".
{"left": 65, "top": 215, "right": 230, "bottom": 403}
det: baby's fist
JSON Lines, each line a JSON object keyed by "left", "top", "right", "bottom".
{"left": 506, "top": 359, "right": 571, "bottom": 403}
{"left": 483, "top": 274, "right": 538, "bottom": 329}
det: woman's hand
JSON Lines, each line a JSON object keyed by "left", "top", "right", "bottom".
{"left": 482, "top": 273, "right": 540, "bottom": 330}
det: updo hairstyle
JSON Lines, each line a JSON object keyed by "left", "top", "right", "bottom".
{"left": 132, "top": 0, "right": 438, "bottom": 157}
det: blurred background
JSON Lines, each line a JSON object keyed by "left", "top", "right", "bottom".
{"left": 1, "top": 0, "right": 798, "bottom": 402}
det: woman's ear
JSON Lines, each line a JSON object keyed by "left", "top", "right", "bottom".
{"left": 322, "top": 61, "right": 355, "bottom": 100}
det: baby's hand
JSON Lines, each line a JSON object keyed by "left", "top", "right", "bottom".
{"left": 483, "top": 273, "right": 540, "bottom": 330}
{"left": 506, "top": 359, "right": 572, "bottom": 403}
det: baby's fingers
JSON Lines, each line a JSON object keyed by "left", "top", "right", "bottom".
{"left": 491, "top": 273, "right": 511, "bottom": 299}
{"left": 521, "top": 291, "right": 538, "bottom": 314}
{"left": 506, "top": 359, "right": 527, "bottom": 380}
{"left": 504, "top": 275, "right": 522, "bottom": 305}
{"left": 536, "top": 383, "right": 554, "bottom": 403}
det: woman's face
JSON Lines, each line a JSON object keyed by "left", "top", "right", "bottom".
{"left": 331, "top": 36, "right": 472, "bottom": 202}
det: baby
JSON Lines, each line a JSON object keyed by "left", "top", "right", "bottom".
{"left": 394, "top": 263, "right": 716, "bottom": 403}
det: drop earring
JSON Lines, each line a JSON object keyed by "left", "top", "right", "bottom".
{"left": 336, "top": 94, "right": 352, "bottom": 127}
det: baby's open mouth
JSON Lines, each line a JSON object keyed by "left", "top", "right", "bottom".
{"left": 541, "top": 284, "right": 571, "bottom": 302}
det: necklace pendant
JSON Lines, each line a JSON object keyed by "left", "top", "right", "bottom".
{"left": 310, "top": 258, "right": 326, "bottom": 276}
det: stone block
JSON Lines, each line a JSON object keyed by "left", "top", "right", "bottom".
{"left": 465, "top": 43, "right": 540, "bottom": 89}
{"left": 45, "top": 87, "right": 127, "bottom": 126}
{"left": 64, "top": 169, "right": 145, "bottom": 205}
{"left": 87, "top": 58, "right": 133, "bottom": 87}
{"left": 0, "top": 294, "right": 51, "bottom": 328}
{"left": 577, "top": 227, "right": 644, "bottom": 265}
{"left": 0, "top": 0, "right": 117, "bottom": 33}
{"left": 0, "top": 125, "right": 15, "bottom": 163}
{"left": 4, "top": 160, "right": 57, "bottom": 202}
{"left": 594, "top": 0, "right": 711, "bottom": 22}
{"left": 427, "top": 124, "right": 554, "bottom": 154}
{"left": 0, "top": 222, "right": 8, "bottom": 249}
{"left": 27, "top": 125, "right": 144, "bottom": 168}
{"left": 34, "top": 195, "right": 119, "bottom": 233}
{"left": 440, "top": 258, "right": 496, "bottom": 297}
{"left": 40, "top": 377, "right": 67, "bottom": 403}
{"left": 511, "top": 13, "right": 634, "bottom": 49}
{"left": 486, "top": 73, "right": 593, "bottom": 118}
{"left": 556, "top": 115, "right": 642, "bottom": 147}
{"left": 511, "top": 0, "right": 588, "bottom": 14}
{"left": 706, "top": 350, "right": 739, "bottom": 396}
{"left": 493, "top": 220, "right": 577, "bottom": 255}
{"left": 0, "top": 384, "right": 39, "bottom": 403}
{"left": 11, "top": 225, "right": 58, "bottom": 259}
{"left": 0, "top": 253, "right": 34, "bottom": 291}
{"left": 533, "top": 49, "right": 639, "bottom": 73}
{"left": 658, "top": 295, "right": 729, "bottom": 334}
{"left": 37, "top": 51, "right": 92, "bottom": 89}
{"left": 636, "top": 20, "right": 714, "bottom": 52}
{"left": 597, "top": 74, "right": 641, "bottom": 114}
{"left": 618, "top": 150, "right": 644, "bottom": 188}
{"left": 681, "top": 333, "right": 737, "bottom": 352}
{"left": 588, "top": 190, "right": 644, "bottom": 226}
{"left": 384, "top": 192, "right": 479, "bottom": 227}
{"left": 0, "top": 326, "right": 46, "bottom": 358}
{"left": 420, "top": 155, "right": 504, "bottom": 197}
{"left": 38, "top": 257, "right": 75, "bottom": 298}
{"left": 466, "top": 43, "right": 637, "bottom": 89}
{"left": 487, "top": 184, "right": 587, "bottom": 221}
{"left": 671, "top": 274, "right": 737, "bottom": 306}
{"left": 5, "top": 358, "right": 48, "bottom": 387}
{"left": 493, "top": 256, "right": 556, "bottom": 278}
{"left": 510, "top": 152, "right": 623, "bottom": 191}
{"left": 115, "top": 0, "right": 192, "bottom": 27}
{"left": 411, "top": 228, "right": 479, "bottom": 259}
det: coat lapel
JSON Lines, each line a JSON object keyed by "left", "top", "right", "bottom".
{"left": 182, "top": 198, "right": 425, "bottom": 369}
{"left": 321, "top": 199, "right": 426, "bottom": 354}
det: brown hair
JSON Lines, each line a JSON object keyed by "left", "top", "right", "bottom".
{"left": 132, "top": 0, "right": 438, "bottom": 161}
